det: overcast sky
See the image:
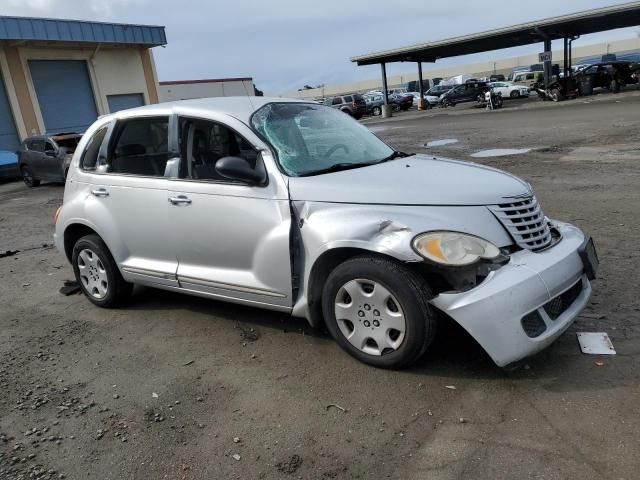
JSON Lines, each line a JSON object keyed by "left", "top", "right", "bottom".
{"left": 3, "top": 0, "right": 639, "bottom": 93}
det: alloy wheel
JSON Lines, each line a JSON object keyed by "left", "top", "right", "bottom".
{"left": 77, "top": 248, "right": 109, "bottom": 299}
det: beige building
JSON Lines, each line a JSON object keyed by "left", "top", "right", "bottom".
{"left": 159, "top": 77, "right": 255, "bottom": 102}
{"left": 0, "top": 15, "right": 166, "bottom": 156}
{"left": 280, "top": 37, "right": 640, "bottom": 99}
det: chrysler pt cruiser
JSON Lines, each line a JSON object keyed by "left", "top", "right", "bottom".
{"left": 53, "top": 97, "right": 598, "bottom": 369}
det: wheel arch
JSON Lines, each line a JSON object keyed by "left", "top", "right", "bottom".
{"left": 305, "top": 247, "right": 394, "bottom": 329}
{"left": 303, "top": 247, "right": 451, "bottom": 330}
{"left": 63, "top": 223, "right": 101, "bottom": 262}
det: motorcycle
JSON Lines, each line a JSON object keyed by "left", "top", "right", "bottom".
{"left": 476, "top": 88, "right": 503, "bottom": 109}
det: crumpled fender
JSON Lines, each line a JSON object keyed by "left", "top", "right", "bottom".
{"left": 290, "top": 201, "right": 512, "bottom": 321}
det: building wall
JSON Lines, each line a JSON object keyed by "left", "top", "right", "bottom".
{"left": 159, "top": 79, "right": 254, "bottom": 102}
{"left": 0, "top": 42, "right": 160, "bottom": 138}
{"left": 280, "top": 37, "right": 640, "bottom": 99}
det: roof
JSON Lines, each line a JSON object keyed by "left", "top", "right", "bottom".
{"left": 0, "top": 15, "right": 166, "bottom": 46}
{"left": 351, "top": 1, "right": 640, "bottom": 65}
{"left": 159, "top": 77, "right": 253, "bottom": 86}
{"left": 107, "top": 96, "right": 307, "bottom": 124}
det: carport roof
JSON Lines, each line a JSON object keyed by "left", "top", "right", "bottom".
{"left": 351, "top": 1, "right": 640, "bottom": 65}
{"left": 0, "top": 15, "right": 166, "bottom": 47}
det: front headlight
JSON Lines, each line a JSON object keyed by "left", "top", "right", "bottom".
{"left": 412, "top": 232, "right": 501, "bottom": 266}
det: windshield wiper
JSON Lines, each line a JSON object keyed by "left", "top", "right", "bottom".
{"left": 299, "top": 152, "right": 417, "bottom": 177}
{"left": 380, "top": 151, "right": 414, "bottom": 161}
{"left": 299, "top": 162, "right": 378, "bottom": 177}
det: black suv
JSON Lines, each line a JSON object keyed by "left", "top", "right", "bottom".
{"left": 575, "top": 61, "right": 640, "bottom": 93}
{"left": 324, "top": 94, "right": 367, "bottom": 119}
{"left": 439, "top": 81, "right": 488, "bottom": 106}
{"left": 17, "top": 133, "right": 82, "bottom": 187}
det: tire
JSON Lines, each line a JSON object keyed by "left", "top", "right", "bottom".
{"left": 21, "top": 165, "right": 40, "bottom": 187}
{"left": 372, "top": 106, "right": 382, "bottom": 116}
{"left": 610, "top": 79, "right": 620, "bottom": 93}
{"left": 322, "top": 255, "right": 436, "bottom": 369}
{"left": 510, "top": 90, "right": 520, "bottom": 98}
{"left": 72, "top": 234, "right": 133, "bottom": 308}
{"left": 353, "top": 113, "right": 363, "bottom": 120}
{"left": 550, "top": 88, "right": 564, "bottom": 102}
{"left": 340, "top": 108, "right": 352, "bottom": 116}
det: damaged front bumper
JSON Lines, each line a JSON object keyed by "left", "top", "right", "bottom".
{"left": 430, "top": 221, "right": 592, "bottom": 367}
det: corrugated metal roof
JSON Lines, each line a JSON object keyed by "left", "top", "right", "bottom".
{"left": 0, "top": 16, "right": 166, "bottom": 46}
{"left": 351, "top": 1, "right": 640, "bottom": 65}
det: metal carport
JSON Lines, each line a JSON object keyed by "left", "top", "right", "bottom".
{"left": 351, "top": 1, "right": 640, "bottom": 114}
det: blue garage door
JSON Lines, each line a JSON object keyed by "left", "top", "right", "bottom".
{"left": 0, "top": 73, "right": 19, "bottom": 152}
{"left": 29, "top": 60, "right": 98, "bottom": 134}
{"left": 107, "top": 93, "right": 145, "bottom": 113}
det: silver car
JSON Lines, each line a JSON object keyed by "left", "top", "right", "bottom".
{"left": 53, "top": 97, "right": 598, "bottom": 369}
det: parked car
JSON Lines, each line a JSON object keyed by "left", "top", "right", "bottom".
{"left": 0, "top": 150, "right": 19, "bottom": 180}
{"left": 54, "top": 97, "right": 597, "bottom": 369}
{"left": 489, "top": 74, "right": 506, "bottom": 82}
{"left": 439, "top": 81, "right": 488, "bottom": 106}
{"left": 574, "top": 61, "right": 639, "bottom": 94}
{"left": 512, "top": 71, "right": 544, "bottom": 90}
{"left": 363, "top": 94, "right": 385, "bottom": 116}
{"left": 424, "top": 84, "right": 452, "bottom": 106}
{"left": 324, "top": 94, "right": 367, "bottom": 119}
{"left": 389, "top": 93, "right": 413, "bottom": 111}
{"left": 18, "top": 133, "right": 82, "bottom": 187}
{"left": 489, "top": 81, "right": 530, "bottom": 99}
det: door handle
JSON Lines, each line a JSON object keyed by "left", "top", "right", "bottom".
{"left": 168, "top": 195, "right": 192, "bottom": 206}
{"left": 91, "top": 188, "right": 109, "bottom": 198}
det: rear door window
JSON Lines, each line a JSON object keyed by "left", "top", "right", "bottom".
{"left": 108, "top": 117, "right": 170, "bottom": 177}
{"left": 343, "top": 95, "right": 353, "bottom": 103}
{"left": 81, "top": 126, "right": 109, "bottom": 170}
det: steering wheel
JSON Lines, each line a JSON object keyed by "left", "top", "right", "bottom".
{"left": 325, "top": 144, "right": 349, "bottom": 157}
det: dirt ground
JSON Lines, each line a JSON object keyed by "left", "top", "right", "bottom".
{"left": 1, "top": 90, "right": 640, "bottom": 480}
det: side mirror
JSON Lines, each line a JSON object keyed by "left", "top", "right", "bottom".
{"left": 215, "top": 156, "right": 266, "bottom": 185}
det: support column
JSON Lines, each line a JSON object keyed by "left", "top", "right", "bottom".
{"left": 543, "top": 38, "right": 552, "bottom": 88}
{"left": 380, "top": 62, "right": 392, "bottom": 118}
{"left": 417, "top": 62, "right": 427, "bottom": 110}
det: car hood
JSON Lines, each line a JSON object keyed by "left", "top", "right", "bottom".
{"left": 287, "top": 154, "right": 530, "bottom": 206}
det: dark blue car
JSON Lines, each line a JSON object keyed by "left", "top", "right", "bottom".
{"left": 0, "top": 150, "right": 19, "bottom": 180}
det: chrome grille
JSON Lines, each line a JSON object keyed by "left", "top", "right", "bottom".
{"left": 490, "top": 196, "right": 552, "bottom": 251}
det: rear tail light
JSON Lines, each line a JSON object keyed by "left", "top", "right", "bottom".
{"left": 54, "top": 206, "right": 62, "bottom": 225}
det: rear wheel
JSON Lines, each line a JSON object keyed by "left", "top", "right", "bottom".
{"left": 72, "top": 234, "right": 132, "bottom": 308}
{"left": 372, "top": 106, "right": 382, "bottom": 116}
{"left": 322, "top": 255, "right": 436, "bottom": 369}
{"left": 21, "top": 165, "right": 40, "bottom": 187}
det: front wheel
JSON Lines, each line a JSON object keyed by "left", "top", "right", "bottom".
{"left": 72, "top": 234, "right": 132, "bottom": 308}
{"left": 610, "top": 79, "right": 620, "bottom": 93}
{"left": 510, "top": 90, "right": 520, "bottom": 98}
{"left": 372, "top": 106, "right": 382, "bottom": 116}
{"left": 322, "top": 255, "right": 436, "bottom": 369}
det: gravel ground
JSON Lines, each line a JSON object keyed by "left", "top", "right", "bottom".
{"left": 1, "top": 90, "right": 639, "bottom": 480}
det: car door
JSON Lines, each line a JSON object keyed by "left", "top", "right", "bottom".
{"left": 493, "top": 83, "right": 507, "bottom": 96}
{"left": 82, "top": 114, "right": 179, "bottom": 288}
{"left": 26, "top": 138, "right": 46, "bottom": 176}
{"left": 167, "top": 113, "right": 293, "bottom": 309}
{"left": 42, "top": 140, "right": 63, "bottom": 180}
